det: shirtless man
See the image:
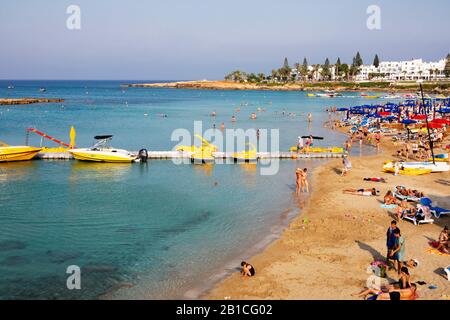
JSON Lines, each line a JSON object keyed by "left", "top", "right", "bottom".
{"left": 353, "top": 283, "right": 418, "bottom": 300}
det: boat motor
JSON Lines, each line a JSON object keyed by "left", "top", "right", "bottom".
{"left": 138, "top": 149, "right": 148, "bottom": 163}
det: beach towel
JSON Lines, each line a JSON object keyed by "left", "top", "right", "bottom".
{"left": 381, "top": 204, "right": 397, "bottom": 209}
{"left": 425, "top": 247, "right": 450, "bottom": 257}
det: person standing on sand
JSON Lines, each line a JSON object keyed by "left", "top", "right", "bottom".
{"left": 341, "top": 155, "right": 351, "bottom": 176}
{"left": 386, "top": 221, "right": 399, "bottom": 268}
{"left": 390, "top": 229, "right": 405, "bottom": 275}
{"left": 295, "top": 168, "right": 303, "bottom": 195}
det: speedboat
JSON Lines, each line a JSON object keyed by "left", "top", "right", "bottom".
{"left": 0, "top": 145, "right": 42, "bottom": 162}
{"left": 69, "top": 135, "right": 138, "bottom": 163}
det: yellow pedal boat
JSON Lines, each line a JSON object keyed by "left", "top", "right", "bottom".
{"left": 232, "top": 143, "right": 257, "bottom": 162}
{"left": 0, "top": 146, "right": 42, "bottom": 162}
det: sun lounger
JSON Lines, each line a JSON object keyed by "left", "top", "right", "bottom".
{"left": 393, "top": 186, "right": 421, "bottom": 202}
{"left": 430, "top": 206, "right": 450, "bottom": 219}
{"left": 402, "top": 215, "right": 434, "bottom": 225}
{"left": 445, "top": 265, "right": 450, "bottom": 281}
{"left": 401, "top": 207, "right": 434, "bottom": 225}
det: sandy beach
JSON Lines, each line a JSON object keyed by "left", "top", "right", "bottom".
{"left": 206, "top": 128, "right": 450, "bottom": 300}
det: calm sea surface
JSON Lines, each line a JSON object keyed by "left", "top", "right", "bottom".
{"left": 0, "top": 80, "right": 375, "bottom": 299}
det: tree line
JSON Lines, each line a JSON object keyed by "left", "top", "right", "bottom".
{"left": 225, "top": 53, "right": 450, "bottom": 83}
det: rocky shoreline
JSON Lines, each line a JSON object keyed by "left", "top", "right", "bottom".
{"left": 123, "top": 80, "right": 450, "bottom": 94}
{"left": 0, "top": 98, "right": 65, "bottom": 105}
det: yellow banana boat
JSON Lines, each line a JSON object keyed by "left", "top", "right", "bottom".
{"left": 289, "top": 146, "right": 344, "bottom": 153}
{"left": 0, "top": 146, "right": 42, "bottom": 162}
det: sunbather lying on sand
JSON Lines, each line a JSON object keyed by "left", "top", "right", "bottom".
{"left": 352, "top": 283, "right": 418, "bottom": 300}
{"left": 343, "top": 188, "right": 379, "bottom": 196}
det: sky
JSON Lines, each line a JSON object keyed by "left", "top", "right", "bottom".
{"left": 0, "top": 0, "right": 449, "bottom": 80}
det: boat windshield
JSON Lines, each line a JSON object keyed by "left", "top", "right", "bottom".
{"left": 91, "top": 137, "right": 112, "bottom": 150}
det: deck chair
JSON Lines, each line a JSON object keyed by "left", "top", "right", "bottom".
{"left": 430, "top": 206, "right": 450, "bottom": 219}
{"left": 401, "top": 207, "right": 434, "bottom": 225}
{"left": 393, "top": 186, "right": 421, "bottom": 202}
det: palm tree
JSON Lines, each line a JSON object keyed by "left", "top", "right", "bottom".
{"left": 428, "top": 68, "right": 434, "bottom": 81}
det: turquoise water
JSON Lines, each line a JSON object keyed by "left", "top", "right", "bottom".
{"left": 0, "top": 81, "right": 374, "bottom": 299}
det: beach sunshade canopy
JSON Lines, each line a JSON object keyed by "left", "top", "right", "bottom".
{"left": 432, "top": 118, "right": 450, "bottom": 125}
{"left": 427, "top": 122, "right": 443, "bottom": 129}
{"left": 411, "top": 115, "right": 427, "bottom": 120}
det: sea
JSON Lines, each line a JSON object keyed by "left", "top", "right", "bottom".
{"left": 0, "top": 80, "right": 376, "bottom": 299}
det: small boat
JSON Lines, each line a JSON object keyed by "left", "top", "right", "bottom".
{"left": 7, "top": 85, "right": 14, "bottom": 89}
{"left": 0, "top": 145, "right": 42, "bottom": 162}
{"left": 428, "top": 153, "right": 449, "bottom": 162}
{"left": 364, "top": 95, "right": 380, "bottom": 99}
{"left": 306, "top": 93, "right": 316, "bottom": 97}
{"left": 289, "top": 146, "right": 344, "bottom": 153}
{"left": 39, "top": 87, "right": 46, "bottom": 92}
{"left": 383, "top": 161, "right": 449, "bottom": 174}
{"left": 176, "top": 134, "right": 217, "bottom": 164}
{"left": 69, "top": 135, "right": 137, "bottom": 163}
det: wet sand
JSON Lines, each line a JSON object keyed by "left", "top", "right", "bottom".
{"left": 205, "top": 129, "right": 450, "bottom": 300}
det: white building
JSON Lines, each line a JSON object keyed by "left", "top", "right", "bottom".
{"left": 357, "top": 58, "right": 446, "bottom": 81}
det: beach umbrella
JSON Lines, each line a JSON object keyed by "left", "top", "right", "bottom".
{"left": 427, "top": 122, "right": 443, "bottom": 129}
{"left": 378, "top": 112, "right": 391, "bottom": 117}
{"left": 420, "top": 198, "right": 432, "bottom": 206}
{"left": 437, "top": 108, "right": 450, "bottom": 114}
{"left": 401, "top": 119, "right": 417, "bottom": 125}
{"left": 432, "top": 118, "right": 450, "bottom": 125}
{"left": 411, "top": 114, "right": 427, "bottom": 121}
{"left": 336, "top": 108, "right": 348, "bottom": 112}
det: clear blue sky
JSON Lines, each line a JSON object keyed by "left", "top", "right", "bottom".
{"left": 1, "top": 0, "right": 449, "bottom": 80}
